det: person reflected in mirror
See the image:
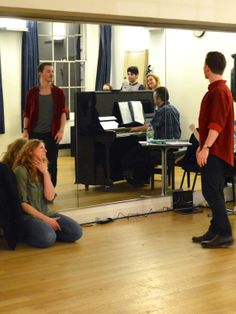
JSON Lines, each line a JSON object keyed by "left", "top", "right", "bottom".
{"left": 23, "top": 62, "right": 67, "bottom": 187}
{"left": 193, "top": 51, "right": 234, "bottom": 248}
{"left": 122, "top": 87, "right": 181, "bottom": 185}
{"left": 102, "top": 83, "right": 112, "bottom": 91}
{"left": 145, "top": 73, "right": 161, "bottom": 91}
{"left": 130, "top": 86, "right": 181, "bottom": 140}
{"left": 1, "top": 138, "right": 28, "bottom": 169}
{"left": 121, "top": 66, "right": 145, "bottom": 91}
{"left": 13, "top": 139, "right": 83, "bottom": 248}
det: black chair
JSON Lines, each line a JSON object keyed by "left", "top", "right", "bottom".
{"left": 176, "top": 133, "right": 201, "bottom": 191}
{"left": 225, "top": 155, "right": 236, "bottom": 202}
{"left": 225, "top": 176, "right": 235, "bottom": 202}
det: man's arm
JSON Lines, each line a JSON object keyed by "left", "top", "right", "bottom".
{"left": 196, "top": 129, "right": 219, "bottom": 167}
{"left": 23, "top": 117, "right": 30, "bottom": 139}
{"left": 130, "top": 123, "right": 148, "bottom": 132}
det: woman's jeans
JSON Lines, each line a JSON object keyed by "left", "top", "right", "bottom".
{"left": 22, "top": 213, "right": 83, "bottom": 248}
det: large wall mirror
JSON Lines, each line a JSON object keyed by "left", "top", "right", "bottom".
{"left": 0, "top": 19, "right": 235, "bottom": 211}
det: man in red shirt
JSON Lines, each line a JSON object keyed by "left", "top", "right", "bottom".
{"left": 23, "top": 63, "right": 67, "bottom": 186}
{"left": 192, "top": 51, "right": 234, "bottom": 248}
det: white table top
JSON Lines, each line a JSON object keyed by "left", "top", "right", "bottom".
{"left": 139, "top": 140, "right": 191, "bottom": 147}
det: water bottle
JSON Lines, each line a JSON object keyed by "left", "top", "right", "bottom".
{"left": 121, "top": 77, "right": 129, "bottom": 91}
{"left": 146, "top": 124, "right": 154, "bottom": 143}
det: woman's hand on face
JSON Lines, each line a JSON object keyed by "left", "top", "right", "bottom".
{"left": 33, "top": 158, "right": 48, "bottom": 175}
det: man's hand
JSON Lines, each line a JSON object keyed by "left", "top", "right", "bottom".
{"left": 196, "top": 147, "right": 209, "bottom": 167}
{"left": 23, "top": 129, "right": 29, "bottom": 139}
{"left": 130, "top": 126, "right": 140, "bottom": 132}
{"left": 54, "top": 130, "right": 64, "bottom": 144}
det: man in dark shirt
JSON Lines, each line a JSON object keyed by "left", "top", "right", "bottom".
{"left": 123, "top": 87, "right": 181, "bottom": 185}
{"left": 130, "top": 86, "right": 181, "bottom": 139}
{"left": 192, "top": 51, "right": 234, "bottom": 248}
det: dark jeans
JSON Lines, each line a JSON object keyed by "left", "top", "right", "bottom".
{"left": 201, "top": 155, "right": 233, "bottom": 237}
{"left": 30, "top": 132, "right": 58, "bottom": 186}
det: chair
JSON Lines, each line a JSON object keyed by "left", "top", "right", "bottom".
{"left": 225, "top": 155, "right": 236, "bottom": 202}
{"left": 225, "top": 176, "right": 235, "bottom": 202}
{"left": 176, "top": 133, "right": 201, "bottom": 191}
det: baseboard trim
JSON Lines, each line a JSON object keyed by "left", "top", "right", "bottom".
{"left": 62, "top": 186, "right": 234, "bottom": 224}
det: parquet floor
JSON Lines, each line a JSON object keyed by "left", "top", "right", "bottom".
{"left": 1, "top": 210, "right": 236, "bottom": 313}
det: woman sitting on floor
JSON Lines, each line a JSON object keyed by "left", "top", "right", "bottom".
{"left": 13, "top": 139, "right": 83, "bottom": 248}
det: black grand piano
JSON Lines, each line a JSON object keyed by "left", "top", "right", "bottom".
{"left": 74, "top": 90, "right": 154, "bottom": 189}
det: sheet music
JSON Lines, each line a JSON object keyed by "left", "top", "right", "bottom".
{"left": 100, "top": 121, "right": 119, "bottom": 130}
{"left": 118, "top": 101, "right": 144, "bottom": 124}
{"left": 99, "top": 116, "right": 117, "bottom": 122}
{"left": 118, "top": 102, "right": 133, "bottom": 124}
{"left": 131, "top": 101, "right": 145, "bottom": 124}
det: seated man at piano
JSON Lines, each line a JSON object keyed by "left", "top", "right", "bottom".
{"left": 130, "top": 86, "right": 181, "bottom": 139}
{"left": 121, "top": 86, "right": 181, "bottom": 185}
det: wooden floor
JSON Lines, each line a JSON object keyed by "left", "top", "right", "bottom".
{"left": 54, "top": 156, "right": 202, "bottom": 211}
{"left": 1, "top": 209, "right": 236, "bottom": 313}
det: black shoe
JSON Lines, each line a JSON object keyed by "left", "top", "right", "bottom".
{"left": 201, "top": 234, "right": 234, "bottom": 248}
{"left": 192, "top": 231, "right": 215, "bottom": 243}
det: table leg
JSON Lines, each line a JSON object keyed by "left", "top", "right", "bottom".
{"left": 161, "top": 147, "right": 168, "bottom": 196}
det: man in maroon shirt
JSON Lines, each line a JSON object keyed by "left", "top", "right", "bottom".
{"left": 192, "top": 51, "right": 234, "bottom": 248}
{"left": 23, "top": 63, "right": 67, "bottom": 186}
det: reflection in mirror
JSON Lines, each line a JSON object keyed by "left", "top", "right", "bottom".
{"left": 1, "top": 19, "right": 235, "bottom": 211}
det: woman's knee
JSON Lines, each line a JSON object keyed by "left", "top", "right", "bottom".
{"left": 27, "top": 229, "right": 57, "bottom": 248}
{"left": 40, "top": 230, "right": 57, "bottom": 248}
{"left": 71, "top": 224, "right": 83, "bottom": 241}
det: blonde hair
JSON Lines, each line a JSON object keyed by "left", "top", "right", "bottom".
{"left": 13, "top": 139, "right": 47, "bottom": 181}
{"left": 145, "top": 73, "right": 161, "bottom": 90}
{"left": 1, "top": 138, "right": 27, "bottom": 169}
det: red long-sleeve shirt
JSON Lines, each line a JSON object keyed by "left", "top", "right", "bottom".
{"left": 198, "top": 80, "right": 234, "bottom": 166}
{"left": 24, "top": 85, "right": 67, "bottom": 138}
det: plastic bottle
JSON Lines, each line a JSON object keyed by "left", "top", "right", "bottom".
{"left": 121, "top": 77, "right": 129, "bottom": 91}
{"left": 146, "top": 124, "right": 154, "bottom": 143}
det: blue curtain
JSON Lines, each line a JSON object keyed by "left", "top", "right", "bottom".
{"left": 21, "top": 21, "right": 39, "bottom": 125}
{"left": 0, "top": 54, "right": 5, "bottom": 134}
{"left": 95, "top": 25, "right": 112, "bottom": 90}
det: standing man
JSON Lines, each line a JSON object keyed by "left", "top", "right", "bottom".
{"left": 23, "top": 62, "right": 67, "bottom": 186}
{"left": 121, "top": 66, "right": 145, "bottom": 91}
{"left": 192, "top": 51, "right": 234, "bottom": 248}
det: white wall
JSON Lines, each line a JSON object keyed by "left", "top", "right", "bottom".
{"left": 112, "top": 26, "right": 236, "bottom": 140}
{"left": 0, "top": 30, "right": 22, "bottom": 154}
{"left": 85, "top": 24, "right": 99, "bottom": 91}
{"left": 164, "top": 29, "right": 236, "bottom": 138}
{"left": 148, "top": 29, "right": 166, "bottom": 85}
{"left": 112, "top": 25, "right": 149, "bottom": 89}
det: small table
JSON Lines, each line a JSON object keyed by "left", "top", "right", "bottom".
{"left": 140, "top": 140, "right": 192, "bottom": 196}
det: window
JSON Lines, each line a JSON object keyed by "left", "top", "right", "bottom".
{"left": 37, "top": 21, "right": 86, "bottom": 112}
